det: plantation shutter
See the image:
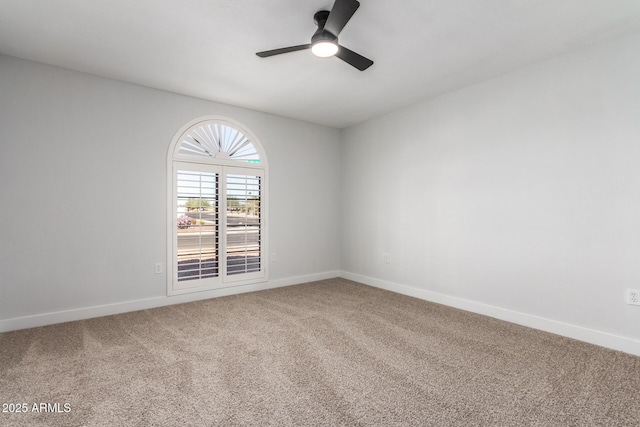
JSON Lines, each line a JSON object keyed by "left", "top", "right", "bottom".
{"left": 176, "top": 168, "right": 219, "bottom": 282}
{"left": 168, "top": 117, "right": 267, "bottom": 296}
{"left": 224, "top": 169, "right": 263, "bottom": 281}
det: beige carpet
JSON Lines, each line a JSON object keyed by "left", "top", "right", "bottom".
{"left": 1, "top": 278, "right": 639, "bottom": 426}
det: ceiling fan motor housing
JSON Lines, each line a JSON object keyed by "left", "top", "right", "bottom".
{"left": 312, "top": 10, "right": 337, "bottom": 44}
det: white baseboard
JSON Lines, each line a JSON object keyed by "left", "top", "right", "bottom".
{"left": 340, "top": 271, "right": 640, "bottom": 357}
{"left": 0, "top": 270, "right": 340, "bottom": 333}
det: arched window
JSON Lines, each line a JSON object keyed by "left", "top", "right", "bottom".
{"left": 167, "top": 116, "right": 268, "bottom": 295}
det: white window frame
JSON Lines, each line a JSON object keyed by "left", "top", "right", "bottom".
{"left": 167, "top": 116, "right": 268, "bottom": 296}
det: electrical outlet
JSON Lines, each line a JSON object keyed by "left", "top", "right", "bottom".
{"left": 382, "top": 253, "right": 390, "bottom": 264}
{"left": 155, "top": 263, "right": 162, "bottom": 274}
{"left": 271, "top": 253, "right": 277, "bottom": 262}
{"left": 628, "top": 289, "right": 640, "bottom": 306}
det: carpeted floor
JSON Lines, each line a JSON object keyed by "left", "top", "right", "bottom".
{"left": 1, "top": 278, "right": 639, "bottom": 426}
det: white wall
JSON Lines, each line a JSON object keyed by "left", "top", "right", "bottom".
{"left": 341, "top": 32, "right": 640, "bottom": 351}
{"left": 0, "top": 55, "right": 341, "bottom": 326}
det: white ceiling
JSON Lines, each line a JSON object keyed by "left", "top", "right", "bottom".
{"left": 1, "top": 1, "right": 640, "bottom": 128}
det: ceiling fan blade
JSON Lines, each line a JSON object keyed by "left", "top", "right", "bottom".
{"left": 335, "top": 45, "right": 373, "bottom": 71}
{"left": 324, "top": 0, "right": 360, "bottom": 36}
{"left": 256, "top": 44, "right": 311, "bottom": 58}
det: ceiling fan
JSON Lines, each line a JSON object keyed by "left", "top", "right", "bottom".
{"left": 256, "top": 0, "right": 374, "bottom": 71}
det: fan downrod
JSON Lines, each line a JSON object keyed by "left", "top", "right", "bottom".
{"left": 313, "top": 10, "right": 331, "bottom": 29}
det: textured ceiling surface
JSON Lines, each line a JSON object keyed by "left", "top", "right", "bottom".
{"left": 1, "top": 0, "right": 640, "bottom": 128}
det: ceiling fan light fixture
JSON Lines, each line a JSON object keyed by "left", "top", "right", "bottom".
{"left": 311, "top": 40, "right": 338, "bottom": 58}
{"left": 255, "top": 0, "right": 374, "bottom": 70}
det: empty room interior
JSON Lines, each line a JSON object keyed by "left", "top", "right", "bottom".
{"left": 1, "top": 0, "right": 640, "bottom": 425}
